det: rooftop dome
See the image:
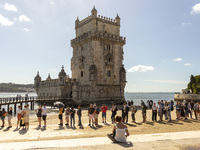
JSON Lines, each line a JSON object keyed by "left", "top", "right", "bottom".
{"left": 59, "top": 65, "right": 67, "bottom": 76}
{"left": 34, "top": 71, "right": 41, "bottom": 80}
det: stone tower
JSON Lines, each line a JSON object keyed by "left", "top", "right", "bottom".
{"left": 71, "top": 7, "right": 126, "bottom": 104}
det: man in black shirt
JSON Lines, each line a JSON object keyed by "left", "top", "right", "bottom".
{"left": 88, "top": 104, "right": 95, "bottom": 126}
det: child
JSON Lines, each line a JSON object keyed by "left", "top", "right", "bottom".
{"left": 20, "top": 114, "right": 25, "bottom": 129}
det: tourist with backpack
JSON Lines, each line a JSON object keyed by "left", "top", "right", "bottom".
{"left": 111, "top": 103, "right": 118, "bottom": 124}
{"left": 94, "top": 104, "right": 100, "bottom": 125}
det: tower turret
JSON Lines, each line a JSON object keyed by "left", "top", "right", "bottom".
{"left": 91, "top": 6, "right": 97, "bottom": 18}
{"left": 115, "top": 14, "right": 120, "bottom": 26}
{"left": 34, "top": 71, "right": 41, "bottom": 93}
{"left": 75, "top": 17, "right": 80, "bottom": 28}
{"left": 58, "top": 65, "right": 67, "bottom": 85}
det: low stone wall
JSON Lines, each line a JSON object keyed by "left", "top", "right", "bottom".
{"left": 174, "top": 94, "right": 200, "bottom": 101}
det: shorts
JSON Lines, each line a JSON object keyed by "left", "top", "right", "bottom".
{"left": 1, "top": 116, "right": 5, "bottom": 120}
{"left": 17, "top": 114, "right": 22, "bottom": 119}
{"left": 88, "top": 114, "right": 94, "bottom": 119}
{"left": 94, "top": 114, "right": 98, "bottom": 119}
{"left": 42, "top": 115, "right": 47, "bottom": 121}
{"left": 158, "top": 112, "right": 163, "bottom": 117}
{"left": 25, "top": 117, "right": 29, "bottom": 123}
{"left": 8, "top": 116, "right": 12, "bottom": 121}
{"left": 102, "top": 112, "right": 106, "bottom": 118}
{"left": 37, "top": 113, "right": 42, "bottom": 118}
{"left": 185, "top": 110, "right": 188, "bottom": 115}
{"left": 59, "top": 114, "right": 63, "bottom": 120}
{"left": 65, "top": 115, "right": 69, "bottom": 118}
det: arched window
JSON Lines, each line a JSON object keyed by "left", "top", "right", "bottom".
{"left": 107, "top": 71, "right": 111, "bottom": 77}
{"left": 81, "top": 71, "right": 83, "bottom": 77}
{"left": 107, "top": 44, "right": 110, "bottom": 50}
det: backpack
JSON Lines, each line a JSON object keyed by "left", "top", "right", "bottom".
{"left": 0, "top": 110, "right": 2, "bottom": 117}
{"left": 96, "top": 107, "right": 100, "bottom": 114}
{"left": 125, "top": 106, "right": 129, "bottom": 112}
{"left": 115, "top": 107, "right": 118, "bottom": 111}
{"left": 62, "top": 108, "right": 65, "bottom": 113}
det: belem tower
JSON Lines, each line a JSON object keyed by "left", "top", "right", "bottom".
{"left": 34, "top": 7, "right": 127, "bottom": 105}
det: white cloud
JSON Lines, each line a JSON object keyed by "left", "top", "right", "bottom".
{"left": 191, "top": 3, "right": 200, "bottom": 15}
{"left": 3, "top": 2, "right": 17, "bottom": 12}
{"left": 184, "top": 63, "right": 191, "bottom": 66}
{"left": 128, "top": 65, "right": 154, "bottom": 72}
{"left": 19, "top": 15, "right": 32, "bottom": 22}
{"left": 148, "top": 80, "right": 187, "bottom": 84}
{"left": 23, "top": 28, "right": 31, "bottom": 32}
{"left": 181, "top": 22, "right": 191, "bottom": 26}
{"left": 0, "top": 14, "right": 14, "bottom": 26}
{"left": 173, "top": 58, "right": 182, "bottom": 62}
{"left": 49, "top": 0, "right": 55, "bottom": 5}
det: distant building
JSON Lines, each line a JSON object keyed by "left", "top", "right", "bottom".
{"left": 34, "top": 7, "right": 126, "bottom": 105}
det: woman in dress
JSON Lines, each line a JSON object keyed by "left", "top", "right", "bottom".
{"left": 17, "top": 105, "right": 22, "bottom": 128}
{"left": 35, "top": 105, "right": 42, "bottom": 127}
{"left": 107, "top": 116, "right": 130, "bottom": 143}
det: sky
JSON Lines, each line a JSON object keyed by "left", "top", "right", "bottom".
{"left": 0, "top": 0, "right": 200, "bottom": 92}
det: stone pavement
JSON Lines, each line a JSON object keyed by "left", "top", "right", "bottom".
{"left": 1, "top": 130, "right": 200, "bottom": 150}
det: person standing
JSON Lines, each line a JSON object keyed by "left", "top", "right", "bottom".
{"left": 1, "top": 108, "right": 6, "bottom": 127}
{"left": 16, "top": 105, "right": 22, "bottom": 129}
{"left": 124, "top": 103, "right": 129, "bottom": 123}
{"left": 70, "top": 106, "right": 76, "bottom": 128}
{"left": 35, "top": 105, "right": 42, "bottom": 127}
{"left": 42, "top": 103, "right": 47, "bottom": 128}
{"left": 158, "top": 102, "right": 163, "bottom": 122}
{"left": 183, "top": 100, "right": 188, "bottom": 120}
{"left": 141, "top": 102, "right": 147, "bottom": 122}
{"left": 131, "top": 105, "right": 137, "bottom": 123}
{"left": 122, "top": 103, "right": 126, "bottom": 123}
{"left": 24, "top": 104, "right": 30, "bottom": 130}
{"left": 77, "top": 105, "right": 82, "bottom": 126}
{"left": 167, "top": 102, "right": 171, "bottom": 122}
{"left": 152, "top": 103, "right": 157, "bottom": 121}
{"left": 65, "top": 106, "right": 70, "bottom": 126}
{"left": 88, "top": 104, "right": 95, "bottom": 126}
{"left": 187, "top": 102, "right": 192, "bottom": 119}
{"left": 94, "top": 104, "right": 100, "bottom": 125}
{"left": 101, "top": 104, "right": 108, "bottom": 123}
{"left": 111, "top": 103, "right": 118, "bottom": 124}
{"left": 58, "top": 107, "right": 64, "bottom": 126}
{"left": 7, "top": 107, "right": 13, "bottom": 128}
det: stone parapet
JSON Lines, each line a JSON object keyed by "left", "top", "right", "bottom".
{"left": 71, "top": 31, "right": 126, "bottom": 46}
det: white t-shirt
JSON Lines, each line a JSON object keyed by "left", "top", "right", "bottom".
{"left": 42, "top": 107, "right": 47, "bottom": 115}
{"left": 17, "top": 109, "right": 22, "bottom": 114}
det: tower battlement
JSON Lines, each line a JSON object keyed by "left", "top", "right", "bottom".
{"left": 71, "top": 30, "right": 126, "bottom": 46}
{"left": 75, "top": 7, "right": 121, "bottom": 37}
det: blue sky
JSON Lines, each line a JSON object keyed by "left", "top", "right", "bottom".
{"left": 0, "top": 0, "right": 200, "bottom": 92}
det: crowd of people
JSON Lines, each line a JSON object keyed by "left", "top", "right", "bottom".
{"left": 0, "top": 99, "right": 200, "bottom": 137}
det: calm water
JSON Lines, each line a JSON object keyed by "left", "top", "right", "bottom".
{"left": 0, "top": 92, "right": 175, "bottom": 107}
{"left": 125, "top": 92, "right": 175, "bottom": 106}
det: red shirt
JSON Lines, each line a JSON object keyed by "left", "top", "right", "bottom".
{"left": 101, "top": 106, "right": 107, "bottom": 113}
